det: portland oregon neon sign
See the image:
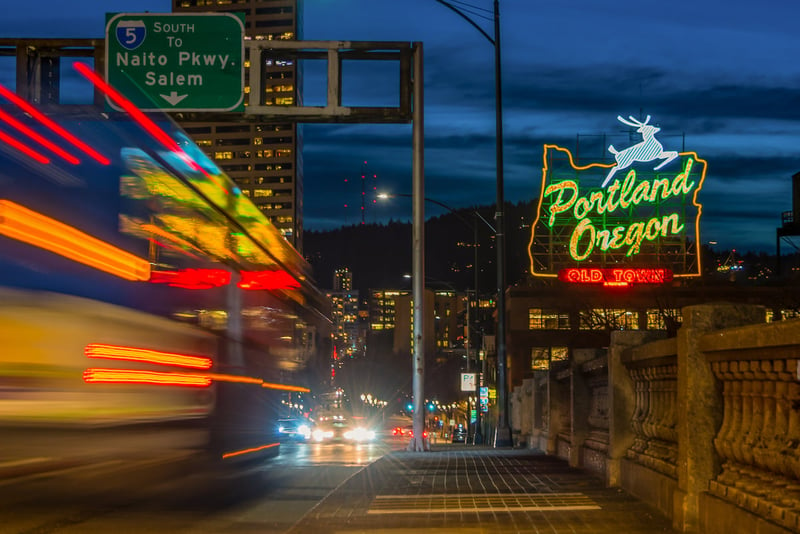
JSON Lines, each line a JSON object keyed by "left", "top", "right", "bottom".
{"left": 528, "top": 115, "right": 707, "bottom": 282}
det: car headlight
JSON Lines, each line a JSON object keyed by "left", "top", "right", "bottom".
{"left": 312, "top": 429, "right": 333, "bottom": 442}
{"left": 345, "top": 427, "right": 375, "bottom": 442}
{"left": 298, "top": 424, "right": 311, "bottom": 439}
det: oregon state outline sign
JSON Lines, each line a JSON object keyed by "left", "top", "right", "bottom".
{"left": 528, "top": 115, "right": 707, "bottom": 278}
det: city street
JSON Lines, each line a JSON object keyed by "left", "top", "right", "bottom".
{"left": 0, "top": 431, "right": 397, "bottom": 534}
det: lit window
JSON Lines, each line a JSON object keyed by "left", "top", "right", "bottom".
{"left": 646, "top": 308, "right": 682, "bottom": 330}
{"left": 528, "top": 308, "right": 569, "bottom": 330}
{"left": 580, "top": 309, "right": 639, "bottom": 330}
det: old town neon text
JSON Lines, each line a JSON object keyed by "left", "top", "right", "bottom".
{"left": 558, "top": 268, "right": 673, "bottom": 286}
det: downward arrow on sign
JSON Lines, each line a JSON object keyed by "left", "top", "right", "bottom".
{"left": 160, "top": 91, "right": 189, "bottom": 106}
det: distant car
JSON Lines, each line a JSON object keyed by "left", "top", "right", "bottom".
{"left": 277, "top": 418, "right": 311, "bottom": 441}
{"left": 312, "top": 415, "right": 376, "bottom": 443}
{"left": 451, "top": 425, "right": 467, "bottom": 443}
{"left": 393, "top": 424, "right": 427, "bottom": 439}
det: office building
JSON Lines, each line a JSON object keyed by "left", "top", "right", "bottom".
{"left": 172, "top": 0, "right": 304, "bottom": 249}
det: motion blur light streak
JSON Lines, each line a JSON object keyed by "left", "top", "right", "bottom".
{"left": 85, "top": 343, "right": 213, "bottom": 370}
{"left": 0, "top": 108, "right": 80, "bottom": 164}
{"left": 148, "top": 268, "right": 301, "bottom": 291}
{"left": 72, "top": 62, "right": 229, "bottom": 194}
{"left": 0, "top": 83, "right": 110, "bottom": 165}
{"left": 0, "top": 199, "right": 151, "bottom": 281}
{"left": 221, "top": 442, "right": 279, "bottom": 459}
{"left": 141, "top": 223, "right": 207, "bottom": 256}
{"left": 149, "top": 268, "right": 232, "bottom": 290}
{"left": 0, "top": 127, "right": 50, "bottom": 164}
{"left": 261, "top": 381, "right": 310, "bottom": 393}
{"left": 82, "top": 368, "right": 212, "bottom": 387}
{"left": 207, "top": 373, "right": 264, "bottom": 385}
{"left": 238, "top": 270, "right": 301, "bottom": 291}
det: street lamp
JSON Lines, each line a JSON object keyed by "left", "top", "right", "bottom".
{"left": 378, "top": 192, "right": 494, "bottom": 443}
{"left": 432, "top": 0, "right": 511, "bottom": 447}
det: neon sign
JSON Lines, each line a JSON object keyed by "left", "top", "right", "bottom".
{"left": 558, "top": 268, "right": 673, "bottom": 287}
{"left": 528, "top": 116, "right": 707, "bottom": 278}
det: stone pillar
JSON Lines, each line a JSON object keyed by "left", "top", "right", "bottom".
{"left": 547, "top": 366, "right": 567, "bottom": 456}
{"left": 521, "top": 378, "right": 535, "bottom": 448}
{"left": 673, "top": 304, "right": 765, "bottom": 532}
{"left": 607, "top": 330, "right": 665, "bottom": 487}
{"left": 570, "top": 349, "right": 595, "bottom": 468}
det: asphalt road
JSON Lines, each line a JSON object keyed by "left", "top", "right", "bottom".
{"left": 0, "top": 433, "right": 401, "bottom": 534}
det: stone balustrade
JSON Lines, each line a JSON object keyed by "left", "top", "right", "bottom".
{"left": 701, "top": 318, "right": 800, "bottom": 533}
{"left": 509, "top": 303, "right": 800, "bottom": 533}
{"left": 623, "top": 339, "right": 678, "bottom": 479}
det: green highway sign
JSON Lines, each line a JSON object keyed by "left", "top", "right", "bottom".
{"left": 105, "top": 13, "right": 244, "bottom": 112}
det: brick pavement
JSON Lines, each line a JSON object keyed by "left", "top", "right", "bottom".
{"left": 290, "top": 445, "right": 677, "bottom": 533}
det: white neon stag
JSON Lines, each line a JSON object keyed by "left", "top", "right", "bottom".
{"left": 602, "top": 115, "right": 678, "bottom": 187}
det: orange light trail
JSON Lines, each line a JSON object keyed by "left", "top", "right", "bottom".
{"left": 0, "top": 199, "right": 151, "bottom": 281}
{"left": 83, "top": 368, "right": 212, "bottom": 387}
{"left": 207, "top": 373, "right": 264, "bottom": 385}
{"left": 0, "top": 83, "right": 110, "bottom": 165}
{"left": 0, "top": 107, "right": 80, "bottom": 164}
{"left": 221, "top": 442, "right": 279, "bottom": 459}
{"left": 261, "top": 381, "right": 311, "bottom": 393}
{"left": 85, "top": 343, "right": 213, "bottom": 370}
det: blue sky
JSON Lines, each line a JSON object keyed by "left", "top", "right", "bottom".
{"left": 2, "top": 0, "right": 799, "bottom": 253}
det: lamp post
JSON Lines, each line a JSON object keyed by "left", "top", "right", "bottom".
{"left": 433, "top": 0, "right": 511, "bottom": 446}
{"left": 378, "top": 192, "right": 494, "bottom": 444}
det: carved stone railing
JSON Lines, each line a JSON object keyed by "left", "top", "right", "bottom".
{"left": 554, "top": 362, "right": 572, "bottom": 460}
{"left": 581, "top": 354, "right": 609, "bottom": 477}
{"left": 702, "top": 319, "right": 800, "bottom": 533}
{"left": 623, "top": 339, "right": 678, "bottom": 479}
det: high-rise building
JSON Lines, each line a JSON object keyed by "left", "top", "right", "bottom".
{"left": 333, "top": 268, "right": 353, "bottom": 291}
{"left": 172, "top": 0, "right": 304, "bottom": 250}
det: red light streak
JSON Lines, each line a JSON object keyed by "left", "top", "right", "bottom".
{"left": 149, "top": 268, "right": 232, "bottom": 290}
{"left": 85, "top": 343, "right": 213, "bottom": 370}
{"left": 72, "top": 62, "right": 179, "bottom": 152}
{"left": 238, "top": 270, "right": 301, "bottom": 291}
{"left": 222, "top": 442, "right": 279, "bottom": 459}
{"left": 0, "top": 127, "right": 50, "bottom": 164}
{"left": 72, "top": 62, "right": 228, "bottom": 194}
{"left": 0, "top": 83, "right": 110, "bottom": 165}
{"left": 0, "top": 108, "right": 80, "bottom": 164}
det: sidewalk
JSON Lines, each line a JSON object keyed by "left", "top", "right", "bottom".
{"left": 290, "top": 444, "right": 676, "bottom": 533}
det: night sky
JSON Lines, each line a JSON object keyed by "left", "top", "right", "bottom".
{"left": 2, "top": 0, "right": 799, "bottom": 253}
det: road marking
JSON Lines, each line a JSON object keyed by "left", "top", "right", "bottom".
{"left": 367, "top": 492, "right": 601, "bottom": 514}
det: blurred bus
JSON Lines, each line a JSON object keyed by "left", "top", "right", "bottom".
{"left": 0, "top": 64, "right": 330, "bottom": 470}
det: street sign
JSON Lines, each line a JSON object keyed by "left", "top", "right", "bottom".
{"left": 460, "top": 372, "right": 476, "bottom": 392}
{"left": 105, "top": 13, "right": 244, "bottom": 112}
